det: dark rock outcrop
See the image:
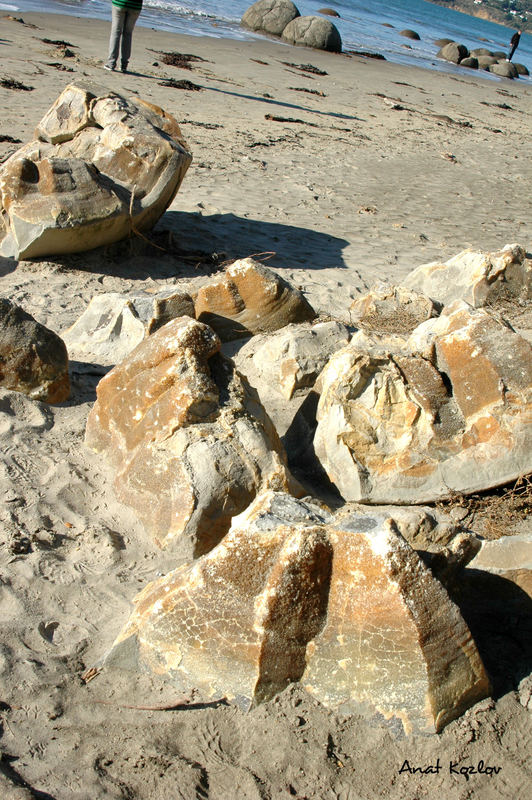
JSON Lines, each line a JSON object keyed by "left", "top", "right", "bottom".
{"left": 0, "top": 298, "right": 70, "bottom": 403}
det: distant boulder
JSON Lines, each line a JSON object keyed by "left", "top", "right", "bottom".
{"left": 400, "top": 29, "right": 420, "bottom": 40}
{"left": 460, "top": 56, "right": 478, "bottom": 69}
{"left": 514, "top": 62, "right": 529, "bottom": 76}
{"left": 470, "top": 48, "right": 493, "bottom": 56}
{"left": 241, "top": 0, "right": 300, "bottom": 36}
{"left": 282, "top": 15, "right": 342, "bottom": 52}
{"left": 477, "top": 55, "right": 498, "bottom": 69}
{"left": 489, "top": 61, "right": 518, "bottom": 79}
{"left": 434, "top": 38, "right": 453, "bottom": 47}
{"left": 438, "top": 42, "right": 469, "bottom": 64}
{"left": 0, "top": 298, "right": 69, "bottom": 403}
{"left": 318, "top": 7, "right": 340, "bottom": 17}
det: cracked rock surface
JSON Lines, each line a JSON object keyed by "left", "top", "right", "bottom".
{"left": 0, "top": 82, "right": 192, "bottom": 259}
{"left": 314, "top": 300, "right": 532, "bottom": 504}
{"left": 105, "top": 491, "right": 490, "bottom": 735}
{"left": 85, "top": 316, "right": 300, "bottom": 556}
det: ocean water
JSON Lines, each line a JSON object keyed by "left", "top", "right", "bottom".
{"left": 5, "top": 0, "right": 532, "bottom": 77}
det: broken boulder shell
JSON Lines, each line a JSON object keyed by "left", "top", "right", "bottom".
{"left": 85, "top": 316, "right": 300, "bottom": 556}
{"left": 104, "top": 491, "right": 490, "bottom": 735}
{"left": 0, "top": 82, "right": 192, "bottom": 259}
{"left": 63, "top": 288, "right": 195, "bottom": 367}
{"left": 235, "top": 320, "right": 351, "bottom": 401}
{"left": 314, "top": 300, "right": 532, "bottom": 504}
{"left": 403, "top": 243, "right": 530, "bottom": 308}
{"left": 194, "top": 258, "right": 316, "bottom": 341}
{"left": 350, "top": 282, "right": 439, "bottom": 334}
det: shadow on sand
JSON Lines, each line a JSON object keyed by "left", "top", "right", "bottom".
{"left": 160, "top": 210, "right": 349, "bottom": 272}
{"left": 450, "top": 568, "right": 532, "bottom": 699}
{"left": 6, "top": 210, "right": 349, "bottom": 281}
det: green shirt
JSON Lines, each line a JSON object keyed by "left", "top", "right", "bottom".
{"left": 112, "top": 0, "right": 143, "bottom": 11}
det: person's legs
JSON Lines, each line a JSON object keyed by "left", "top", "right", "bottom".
{"left": 508, "top": 44, "right": 517, "bottom": 61}
{"left": 119, "top": 9, "right": 141, "bottom": 71}
{"left": 105, "top": 5, "right": 126, "bottom": 70}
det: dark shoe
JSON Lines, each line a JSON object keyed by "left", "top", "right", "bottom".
{"left": 120, "top": 64, "right": 128, "bottom": 73}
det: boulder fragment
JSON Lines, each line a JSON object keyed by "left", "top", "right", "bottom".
{"left": 235, "top": 320, "right": 351, "bottom": 401}
{"left": 0, "top": 82, "right": 192, "bottom": 259}
{"left": 85, "top": 317, "right": 300, "bottom": 556}
{"left": 0, "top": 298, "right": 70, "bottom": 403}
{"left": 350, "top": 282, "right": 439, "bottom": 334}
{"left": 469, "top": 532, "right": 532, "bottom": 599}
{"left": 104, "top": 492, "right": 491, "bottom": 735}
{"left": 403, "top": 243, "right": 530, "bottom": 308}
{"left": 314, "top": 301, "right": 532, "bottom": 504}
{"left": 63, "top": 288, "right": 195, "bottom": 366}
{"left": 241, "top": 0, "right": 300, "bottom": 36}
{"left": 194, "top": 258, "right": 316, "bottom": 341}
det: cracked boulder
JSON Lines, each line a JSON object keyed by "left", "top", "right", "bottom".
{"left": 241, "top": 0, "right": 300, "bottom": 37}
{"left": 0, "top": 82, "right": 192, "bottom": 259}
{"left": 282, "top": 15, "right": 342, "bottom": 52}
{"left": 63, "top": 288, "right": 195, "bottom": 366}
{"left": 85, "top": 317, "right": 300, "bottom": 556}
{"left": 194, "top": 258, "right": 316, "bottom": 341}
{"left": 104, "top": 491, "right": 490, "bottom": 735}
{"left": 314, "top": 301, "right": 532, "bottom": 504}
{"left": 0, "top": 298, "right": 70, "bottom": 403}
{"left": 404, "top": 243, "right": 530, "bottom": 308}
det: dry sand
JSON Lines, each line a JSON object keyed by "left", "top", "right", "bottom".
{"left": 0, "top": 11, "right": 531, "bottom": 800}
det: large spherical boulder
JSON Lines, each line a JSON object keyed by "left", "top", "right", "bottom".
{"left": 489, "top": 61, "right": 518, "bottom": 79}
{"left": 514, "top": 62, "right": 529, "bottom": 76}
{"left": 438, "top": 42, "right": 469, "bottom": 64}
{"left": 241, "top": 0, "right": 300, "bottom": 37}
{"left": 282, "top": 15, "right": 342, "bottom": 52}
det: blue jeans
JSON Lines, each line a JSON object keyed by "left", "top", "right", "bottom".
{"left": 106, "top": 7, "right": 141, "bottom": 70}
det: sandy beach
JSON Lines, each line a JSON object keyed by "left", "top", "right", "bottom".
{"left": 0, "top": 10, "right": 531, "bottom": 800}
